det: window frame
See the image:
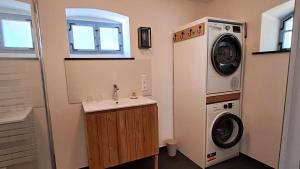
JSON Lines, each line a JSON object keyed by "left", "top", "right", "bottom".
{"left": 67, "top": 20, "right": 123, "bottom": 55}
{"left": 279, "top": 13, "right": 294, "bottom": 50}
{"left": 0, "top": 13, "right": 35, "bottom": 53}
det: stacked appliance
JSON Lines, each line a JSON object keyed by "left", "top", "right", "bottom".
{"left": 174, "top": 17, "right": 244, "bottom": 168}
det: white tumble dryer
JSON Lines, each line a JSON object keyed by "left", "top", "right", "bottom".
{"left": 207, "top": 21, "right": 243, "bottom": 94}
{"left": 206, "top": 100, "right": 244, "bottom": 167}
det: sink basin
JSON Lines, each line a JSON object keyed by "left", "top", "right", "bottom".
{"left": 0, "top": 107, "right": 32, "bottom": 125}
{"left": 82, "top": 97, "right": 157, "bottom": 113}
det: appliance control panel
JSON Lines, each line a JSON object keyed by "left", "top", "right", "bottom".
{"left": 224, "top": 25, "right": 241, "bottom": 33}
{"left": 223, "top": 103, "right": 233, "bottom": 109}
{"left": 208, "top": 22, "right": 242, "bottom": 35}
{"left": 207, "top": 100, "right": 240, "bottom": 112}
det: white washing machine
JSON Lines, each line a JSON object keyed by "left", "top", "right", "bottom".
{"left": 207, "top": 21, "right": 243, "bottom": 94}
{"left": 206, "top": 100, "right": 244, "bottom": 167}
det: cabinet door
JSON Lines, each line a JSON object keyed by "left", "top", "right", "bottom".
{"left": 97, "top": 112, "right": 119, "bottom": 167}
{"left": 85, "top": 104, "right": 158, "bottom": 169}
{"left": 86, "top": 112, "right": 119, "bottom": 168}
{"left": 116, "top": 105, "right": 159, "bottom": 163}
{"left": 139, "top": 104, "right": 159, "bottom": 157}
{"left": 86, "top": 114, "right": 104, "bottom": 169}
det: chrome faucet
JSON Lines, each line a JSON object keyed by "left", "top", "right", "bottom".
{"left": 113, "top": 84, "right": 119, "bottom": 101}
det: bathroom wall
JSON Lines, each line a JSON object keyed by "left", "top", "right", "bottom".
{"left": 64, "top": 59, "right": 152, "bottom": 103}
{"left": 36, "top": 0, "right": 207, "bottom": 168}
{"left": 203, "top": 0, "right": 290, "bottom": 168}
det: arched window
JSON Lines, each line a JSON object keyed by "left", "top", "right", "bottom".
{"left": 279, "top": 14, "right": 294, "bottom": 50}
{"left": 65, "top": 8, "right": 131, "bottom": 58}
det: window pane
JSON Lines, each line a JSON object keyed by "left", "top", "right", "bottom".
{"left": 284, "top": 17, "right": 293, "bottom": 31}
{"left": 99, "top": 27, "right": 120, "bottom": 51}
{"left": 2, "top": 20, "right": 33, "bottom": 48}
{"left": 72, "top": 25, "right": 95, "bottom": 50}
{"left": 282, "top": 31, "right": 292, "bottom": 49}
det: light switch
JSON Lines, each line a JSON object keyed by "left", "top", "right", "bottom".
{"left": 141, "top": 74, "right": 148, "bottom": 91}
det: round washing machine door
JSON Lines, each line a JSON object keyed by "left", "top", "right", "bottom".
{"left": 212, "top": 113, "right": 243, "bottom": 149}
{"left": 211, "top": 34, "right": 242, "bottom": 76}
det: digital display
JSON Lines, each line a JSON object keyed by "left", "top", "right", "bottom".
{"left": 233, "top": 26, "right": 241, "bottom": 33}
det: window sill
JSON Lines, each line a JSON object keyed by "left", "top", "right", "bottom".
{"left": 0, "top": 53, "right": 37, "bottom": 60}
{"left": 0, "top": 57, "right": 38, "bottom": 60}
{"left": 64, "top": 57, "right": 135, "bottom": 60}
{"left": 69, "top": 53, "right": 132, "bottom": 59}
{"left": 252, "top": 49, "right": 290, "bottom": 55}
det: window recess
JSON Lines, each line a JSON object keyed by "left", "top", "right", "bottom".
{"left": 0, "top": 13, "right": 34, "bottom": 53}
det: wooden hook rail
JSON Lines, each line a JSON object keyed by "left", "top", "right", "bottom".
{"left": 173, "top": 23, "right": 205, "bottom": 43}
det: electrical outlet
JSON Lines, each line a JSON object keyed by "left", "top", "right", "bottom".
{"left": 141, "top": 74, "right": 148, "bottom": 91}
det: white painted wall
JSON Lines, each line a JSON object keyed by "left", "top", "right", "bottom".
{"left": 260, "top": 13, "right": 281, "bottom": 51}
{"left": 36, "top": 1, "right": 207, "bottom": 168}
{"left": 279, "top": 0, "right": 300, "bottom": 168}
{"left": 64, "top": 59, "right": 152, "bottom": 103}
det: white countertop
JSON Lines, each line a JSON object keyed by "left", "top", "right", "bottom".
{"left": 82, "top": 97, "right": 157, "bottom": 113}
{"left": 0, "top": 107, "right": 32, "bottom": 125}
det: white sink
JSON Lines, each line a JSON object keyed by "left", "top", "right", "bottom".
{"left": 82, "top": 97, "right": 157, "bottom": 113}
{"left": 0, "top": 107, "right": 32, "bottom": 125}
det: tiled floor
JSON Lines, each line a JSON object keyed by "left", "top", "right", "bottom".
{"left": 109, "top": 148, "right": 273, "bottom": 169}
{"left": 159, "top": 148, "right": 273, "bottom": 169}
{"left": 206, "top": 155, "right": 273, "bottom": 169}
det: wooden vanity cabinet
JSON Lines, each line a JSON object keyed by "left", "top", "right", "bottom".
{"left": 85, "top": 104, "right": 159, "bottom": 169}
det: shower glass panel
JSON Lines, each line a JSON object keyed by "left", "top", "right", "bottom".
{"left": 0, "top": 0, "right": 54, "bottom": 169}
